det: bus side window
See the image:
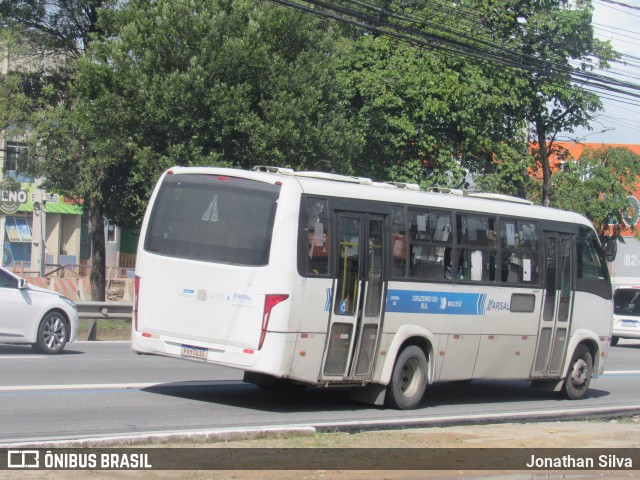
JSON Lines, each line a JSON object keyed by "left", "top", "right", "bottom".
{"left": 456, "top": 214, "right": 496, "bottom": 282}
{"left": 306, "top": 198, "right": 329, "bottom": 275}
{"left": 500, "top": 220, "right": 539, "bottom": 284}
{"left": 391, "top": 206, "right": 407, "bottom": 278}
{"left": 577, "top": 227, "right": 607, "bottom": 280}
{"left": 408, "top": 209, "right": 452, "bottom": 281}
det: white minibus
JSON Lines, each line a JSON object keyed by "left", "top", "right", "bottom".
{"left": 132, "top": 166, "right": 612, "bottom": 409}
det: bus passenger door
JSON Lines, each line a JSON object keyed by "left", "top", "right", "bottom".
{"left": 321, "top": 212, "right": 386, "bottom": 381}
{"left": 532, "top": 233, "right": 574, "bottom": 377}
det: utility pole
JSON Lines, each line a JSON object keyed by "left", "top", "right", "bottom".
{"left": 31, "top": 188, "right": 47, "bottom": 276}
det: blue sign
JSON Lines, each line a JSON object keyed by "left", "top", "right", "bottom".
{"left": 386, "top": 289, "right": 487, "bottom": 315}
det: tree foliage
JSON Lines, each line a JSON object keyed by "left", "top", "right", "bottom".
{"left": 551, "top": 146, "right": 640, "bottom": 239}
{"left": 337, "top": 2, "right": 530, "bottom": 189}
{"left": 1, "top": 0, "right": 631, "bottom": 294}
{"left": 71, "top": 0, "right": 361, "bottom": 225}
{"left": 471, "top": 0, "right": 618, "bottom": 206}
{"left": 1, "top": 0, "right": 113, "bottom": 300}
{"left": 0, "top": 0, "right": 109, "bottom": 57}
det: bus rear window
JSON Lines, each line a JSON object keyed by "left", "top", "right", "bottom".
{"left": 144, "top": 174, "right": 280, "bottom": 266}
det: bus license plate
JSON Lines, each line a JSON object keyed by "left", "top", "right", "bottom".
{"left": 181, "top": 345, "right": 208, "bottom": 360}
{"left": 621, "top": 320, "right": 639, "bottom": 328}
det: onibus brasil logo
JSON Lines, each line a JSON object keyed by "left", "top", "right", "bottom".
{"left": 0, "top": 178, "right": 28, "bottom": 214}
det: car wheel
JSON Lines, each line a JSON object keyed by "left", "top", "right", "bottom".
{"left": 386, "top": 345, "right": 428, "bottom": 410}
{"left": 610, "top": 336, "right": 619, "bottom": 346}
{"left": 32, "top": 311, "right": 68, "bottom": 354}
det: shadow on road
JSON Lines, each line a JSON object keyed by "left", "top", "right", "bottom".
{"left": 141, "top": 377, "right": 609, "bottom": 414}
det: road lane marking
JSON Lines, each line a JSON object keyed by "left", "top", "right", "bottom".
{"left": 0, "top": 356, "right": 47, "bottom": 360}
{"left": 0, "top": 380, "right": 243, "bottom": 392}
{"left": 0, "top": 383, "right": 155, "bottom": 392}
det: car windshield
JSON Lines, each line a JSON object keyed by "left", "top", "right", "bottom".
{"left": 614, "top": 288, "right": 640, "bottom": 318}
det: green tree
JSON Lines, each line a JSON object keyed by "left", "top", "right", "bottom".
{"left": 13, "top": 0, "right": 361, "bottom": 248}
{"left": 0, "top": 32, "right": 30, "bottom": 132}
{"left": 551, "top": 146, "right": 640, "bottom": 239}
{"left": 473, "top": 0, "right": 618, "bottom": 206}
{"left": 4, "top": 0, "right": 359, "bottom": 301}
{"left": 336, "top": 1, "right": 533, "bottom": 189}
{"left": 1, "top": 0, "right": 113, "bottom": 300}
{"left": 74, "top": 0, "right": 359, "bottom": 224}
{"left": 473, "top": 140, "right": 536, "bottom": 199}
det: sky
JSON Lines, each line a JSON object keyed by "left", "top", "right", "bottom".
{"left": 571, "top": 0, "right": 640, "bottom": 145}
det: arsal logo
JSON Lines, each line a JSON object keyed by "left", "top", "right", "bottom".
{"left": 486, "top": 299, "right": 510, "bottom": 312}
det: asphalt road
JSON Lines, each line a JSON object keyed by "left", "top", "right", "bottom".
{"left": 0, "top": 339, "right": 639, "bottom": 445}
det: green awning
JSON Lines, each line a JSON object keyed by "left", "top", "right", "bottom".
{"left": 14, "top": 184, "right": 84, "bottom": 215}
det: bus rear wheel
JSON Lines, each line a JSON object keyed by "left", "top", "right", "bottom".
{"left": 560, "top": 344, "right": 593, "bottom": 400}
{"left": 386, "top": 345, "right": 427, "bottom": 410}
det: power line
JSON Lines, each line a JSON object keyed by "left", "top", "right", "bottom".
{"left": 266, "top": 0, "right": 640, "bottom": 139}
{"left": 596, "top": 0, "right": 640, "bottom": 13}
{"left": 594, "top": 0, "right": 640, "bottom": 18}
{"left": 594, "top": 23, "right": 640, "bottom": 36}
{"left": 271, "top": 0, "right": 640, "bottom": 100}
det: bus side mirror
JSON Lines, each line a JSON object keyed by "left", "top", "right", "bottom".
{"left": 604, "top": 238, "right": 617, "bottom": 263}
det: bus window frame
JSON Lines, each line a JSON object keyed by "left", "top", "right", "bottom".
{"left": 296, "top": 194, "right": 608, "bottom": 294}
{"left": 389, "top": 207, "right": 543, "bottom": 288}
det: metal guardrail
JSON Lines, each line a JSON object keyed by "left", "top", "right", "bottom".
{"left": 75, "top": 301, "right": 133, "bottom": 320}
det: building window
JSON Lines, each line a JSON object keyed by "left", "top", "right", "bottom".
{"left": 3, "top": 215, "right": 33, "bottom": 266}
{"left": 3, "top": 142, "right": 33, "bottom": 183}
{"left": 106, "top": 222, "right": 117, "bottom": 243}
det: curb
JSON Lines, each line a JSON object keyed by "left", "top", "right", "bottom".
{"left": 1, "top": 427, "right": 317, "bottom": 449}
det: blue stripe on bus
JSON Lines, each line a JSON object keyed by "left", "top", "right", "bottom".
{"left": 324, "top": 287, "right": 332, "bottom": 312}
{"left": 386, "top": 289, "right": 487, "bottom": 315}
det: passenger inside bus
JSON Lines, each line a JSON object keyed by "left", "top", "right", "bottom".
{"left": 308, "top": 227, "right": 329, "bottom": 275}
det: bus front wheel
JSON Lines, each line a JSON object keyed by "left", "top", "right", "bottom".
{"left": 560, "top": 344, "right": 593, "bottom": 400}
{"left": 386, "top": 345, "right": 428, "bottom": 410}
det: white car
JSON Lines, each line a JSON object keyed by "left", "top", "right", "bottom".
{"left": 0, "top": 266, "right": 78, "bottom": 353}
{"left": 611, "top": 284, "right": 640, "bottom": 346}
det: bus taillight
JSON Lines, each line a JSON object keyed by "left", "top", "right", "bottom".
{"left": 259, "top": 294, "right": 289, "bottom": 350}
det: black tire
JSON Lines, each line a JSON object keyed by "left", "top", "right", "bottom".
{"left": 611, "top": 336, "right": 620, "bottom": 347}
{"left": 560, "top": 344, "right": 593, "bottom": 400}
{"left": 32, "top": 311, "right": 68, "bottom": 354}
{"left": 386, "top": 345, "right": 428, "bottom": 410}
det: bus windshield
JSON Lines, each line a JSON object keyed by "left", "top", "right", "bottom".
{"left": 144, "top": 173, "right": 280, "bottom": 266}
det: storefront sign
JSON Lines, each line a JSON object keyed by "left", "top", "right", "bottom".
{"left": 0, "top": 179, "right": 82, "bottom": 215}
{"left": 0, "top": 178, "right": 28, "bottom": 214}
